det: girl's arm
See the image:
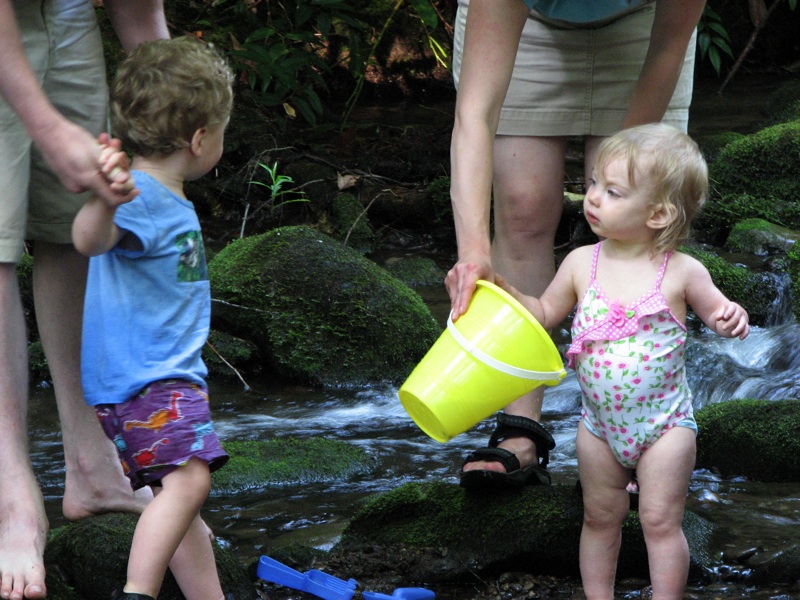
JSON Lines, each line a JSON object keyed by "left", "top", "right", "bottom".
{"left": 683, "top": 255, "right": 750, "bottom": 340}
{"left": 497, "top": 249, "right": 581, "bottom": 330}
{"left": 446, "top": 0, "right": 529, "bottom": 319}
{"left": 621, "top": 0, "right": 706, "bottom": 128}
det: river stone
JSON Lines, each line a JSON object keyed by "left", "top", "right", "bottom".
{"left": 681, "top": 244, "right": 780, "bottom": 326}
{"left": 696, "top": 398, "right": 800, "bottom": 482}
{"left": 725, "top": 218, "right": 800, "bottom": 256}
{"left": 211, "top": 437, "right": 376, "bottom": 494}
{"left": 335, "top": 481, "right": 715, "bottom": 582}
{"left": 700, "top": 120, "right": 800, "bottom": 239}
{"left": 208, "top": 225, "right": 440, "bottom": 387}
{"left": 44, "top": 512, "right": 257, "bottom": 599}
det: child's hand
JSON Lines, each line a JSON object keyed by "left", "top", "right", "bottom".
{"left": 714, "top": 301, "right": 750, "bottom": 340}
{"left": 97, "top": 137, "right": 137, "bottom": 205}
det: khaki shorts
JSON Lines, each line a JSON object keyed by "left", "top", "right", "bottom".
{"left": 0, "top": 0, "right": 107, "bottom": 263}
{"left": 452, "top": 0, "right": 696, "bottom": 137}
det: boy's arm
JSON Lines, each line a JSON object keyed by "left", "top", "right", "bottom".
{"left": 497, "top": 250, "right": 580, "bottom": 330}
{"left": 71, "top": 146, "right": 136, "bottom": 257}
{"left": 684, "top": 256, "right": 750, "bottom": 340}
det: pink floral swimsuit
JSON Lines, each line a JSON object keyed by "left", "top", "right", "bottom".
{"left": 566, "top": 243, "right": 696, "bottom": 468}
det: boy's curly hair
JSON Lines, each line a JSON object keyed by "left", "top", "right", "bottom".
{"left": 110, "top": 36, "right": 234, "bottom": 157}
{"left": 594, "top": 123, "right": 708, "bottom": 255}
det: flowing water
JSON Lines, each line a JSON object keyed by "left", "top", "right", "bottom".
{"left": 30, "top": 70, "right": 800, "bottom": 596}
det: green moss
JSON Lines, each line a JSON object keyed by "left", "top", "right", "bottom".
{"left": 788, "top": 242, "right": 800, "bottom": 321}
{"left": 384, "top": 256, "right": 444, "bottom": 287}
{"left": 331, "top": 192, "right": 375, "bottom": 254}
{"left": 428, "top": 176, "right": 452, "bottom": 223}
{"left": 212, "top": 437, "right": 375, "bottom": 494}
{"left": 680, "top": 245, "right": 775, "bottom": 324}
{"left": 209, "top": 226, "right": 440, "bottom": 386}
{"left": 701, "top": 122, "right": 800, "bottom": 241}
{"left": 726, "top": 218, "right": 799, "bottom": 254}
{"left": 696, "top": 399, "right": 800, "bottom": 482}
{"left": 204, "top": 330, "right": 262, "bottom": 381}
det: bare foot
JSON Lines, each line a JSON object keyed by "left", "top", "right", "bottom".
{"left": 0, "top": 481, "right": 48, "bottom": 600}
{"left": 461, "top": 436, "right": 537, "bottom": 473}
{"left": 62, "top": 451, "right": 152, "bottom": 521}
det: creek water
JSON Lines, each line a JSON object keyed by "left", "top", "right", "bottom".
{"left": 30, "top": 70, "right": 800, "bottom": 596}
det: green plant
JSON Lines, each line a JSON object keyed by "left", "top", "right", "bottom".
{"left": 214, "top": 0, "right": 366, "bottom": 126}
{"left": 251, "top": 161, "right": 308, "bottom": 211}
{"left": 240, "top": 162, "right": 309, "bottom": 237}
{"left": 697, "top": 5, "right": 734, "bottom": 76}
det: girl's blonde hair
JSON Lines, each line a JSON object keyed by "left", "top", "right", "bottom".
{"left": 594, "top": 123, "right": 708, "bottom": 254}
{"left": 111, "top": 36, "right": 234, "bottom": 157}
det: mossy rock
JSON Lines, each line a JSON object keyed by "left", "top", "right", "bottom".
{"left": 204, "top": 330, "right": 262, "bottom": 382}
{"left": 44, "top": 513, "right": 257, "bottom": 599}
{"left": 336, "top": 481, "right": 715, "bottom": 581}
{"left": 725, "top": 218, "right": 800, "bottom": 255}
{"left": 208, "top": 225, "right": 440, "bottom": 387}
{"left": 212, "top": 437, "right": 376, "bottom": 494}
{"left": 697, "top": 131, "right": 746, "bottom": 164}
{"left": 383, "top": 256, "right": 445, "bottom": 287}
{"left": 701, "top": 122, "right": 800, "bottom": 241}
{"left": 763, "top": 79, "right": 800, "bottom": 126}
{"left": 681, "top": 245, "right": 778, "bottom": 326}
{"left": 789, "top": 242, "right": 800, "bottom": 322}
{"left": 330, "top": 192, "right": 375, "bottom": 254}
{"left": 696, "top": 398, "right": 800, "bottom": 482}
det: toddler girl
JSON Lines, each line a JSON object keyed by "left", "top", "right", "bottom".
{"left": 499, "top": 123, "right": 749, "bottom": 599}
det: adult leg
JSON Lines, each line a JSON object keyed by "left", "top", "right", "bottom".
{"left": 0, "top": 263, "right": 47, "bottom": 600}
{"left": 636, "top": 427, "right": 696, "bottom": 599}
{"left": 461, "top": 134, "right": 566, "bottom": 475}
{"left": 576, "top": 420, "right": 632, "bottom": 600}
{"left": 126, "top": 459, "right": 222, "bottom": 600}
{"left": 32, "top": 241, "right": 150, "bottom": 520}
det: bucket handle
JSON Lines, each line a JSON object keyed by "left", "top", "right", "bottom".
{"left": 447, "top": 313, "right": 566, "bottom": 381}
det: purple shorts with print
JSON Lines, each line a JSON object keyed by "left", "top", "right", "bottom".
{"left": 95, "top": 379, "right": 229, "bottom": 490}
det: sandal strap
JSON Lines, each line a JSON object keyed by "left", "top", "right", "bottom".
{"left": 461, "top": 446, "right": 520, "bottom": 473}
{"left": 488, "top": 413, "right": 556, "bottom": 469}
{"left": 112, "top": 591, "right": 156, "bottom": 600}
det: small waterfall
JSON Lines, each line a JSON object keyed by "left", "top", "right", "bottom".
{"left": 687, "top": 323, "right": 800, "bottom": 410}
{"left": 764, "top": 271, "right": 794, "bottom": 327}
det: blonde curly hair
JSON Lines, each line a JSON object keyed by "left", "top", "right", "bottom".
{"left": 111, "top": 36, "right": 234, "bottom": 157}
{"left": 593, "top": 123, "right": 708, "bottom": 255}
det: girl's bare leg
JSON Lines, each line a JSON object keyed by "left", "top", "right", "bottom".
{"left": 576, "top": 421, "right": 632, "bottom": 600}
{"left": 636, "top": 427, "right": 696, "bottom": 599}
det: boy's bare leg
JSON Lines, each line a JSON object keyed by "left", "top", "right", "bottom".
{"left": 168, "top": 513, "right": 225, "bottom": 600}
{"left": 32, "top": 242, "right": 151, "bottom": 520}
{"left": 126, "top": 459, "right": 221, "bottom": 600}
{"left": 0, "top": 262, "right": 47, "bottom": 599}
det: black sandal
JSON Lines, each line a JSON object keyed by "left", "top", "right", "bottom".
{"left": 459, "top": 413, "right": 555, "bottom": 490}
{"left": 112, "top": 590, "right": 156, "bottom": 600}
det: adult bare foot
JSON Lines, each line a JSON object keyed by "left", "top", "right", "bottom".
{"left": 0, "top": 480, "right": 48, "bottom": 600}
{"left": 460, "top": 414, "right": 555, "bottom": 489}
{"left": 62, "top": 443, "right": 152, "bottom": 521}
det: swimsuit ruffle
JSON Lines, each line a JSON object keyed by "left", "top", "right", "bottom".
{"left": 566, "top": 299, "right": 669, "bottom": 369}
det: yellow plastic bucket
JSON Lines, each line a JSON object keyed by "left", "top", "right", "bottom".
{"left": 399, "top": 280, "right": 566, "bottom": 443}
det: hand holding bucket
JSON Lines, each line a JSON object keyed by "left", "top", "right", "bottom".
{"left": 399, "top": 280, "right": 566, "bottom": 442}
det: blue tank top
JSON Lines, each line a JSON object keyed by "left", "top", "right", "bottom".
{"left": 524, "top": 0, "right": 653, "bottom": 27}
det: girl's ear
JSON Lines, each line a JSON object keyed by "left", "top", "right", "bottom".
{"left": 647, "top": 202, "right": 676, "bottom": 230}
{"left": 189, "top": 127, "right": 207, "bottom": 156}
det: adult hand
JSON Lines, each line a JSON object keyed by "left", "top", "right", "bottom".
{"left": 37, "top": 119, "right": 138, "bottom": 205}
{"left": 444, "top": 254, "right": 494, "bottom": 321}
